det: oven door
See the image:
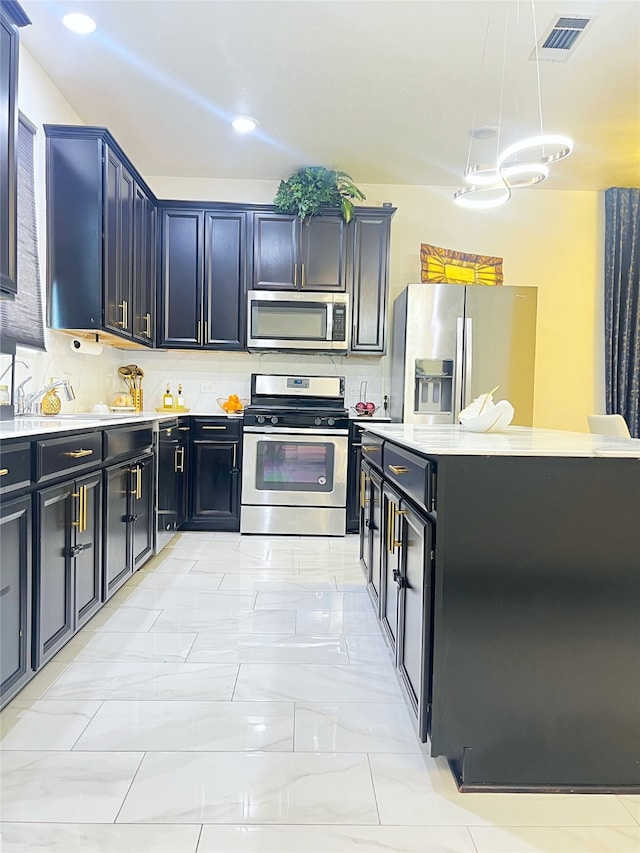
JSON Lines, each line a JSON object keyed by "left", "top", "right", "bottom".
{"left": 241, "top": 428, "right": 348, "bottom": 508}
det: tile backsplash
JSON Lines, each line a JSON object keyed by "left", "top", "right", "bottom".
{"left": 16, "top": 333, "right": 388, "bottom": 416}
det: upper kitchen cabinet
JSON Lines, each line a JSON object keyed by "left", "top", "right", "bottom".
{"left": 252, "top": 211, "right": 346, "bottom": 291}
{"left": 158, "top": 205, "right": 247, "bottom": 350}
{"left": 45, "top": 125, "right": 157, "bottom": 347}
{"left": 348, "top": 209, "right": 395, "bottom": 355}
{"left": 0, "top": 1, "right": 30, "bottom": 300}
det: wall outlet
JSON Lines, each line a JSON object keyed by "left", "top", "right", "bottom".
{"left": 200, "top": 381, "right": 217, "bottom": 393}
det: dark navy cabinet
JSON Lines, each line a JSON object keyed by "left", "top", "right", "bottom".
{"left": 0, "top": 1, "right": 29, "bottom": 300}
{"left": 45, "top": 125, "right": 157, "bottom": 346}
{"left": 158, "top": 206, "right": 247, "bottom": 350}
{"left": 252, "top": 211, "right": 346, "bottom": 291}
{"left": 0, "top": 493, "right": 32, "bottom": 705}
{"left": 34, "top": 471, "right": 103, "bottom": 667}
{"left": 104, "top": 452, "right": 153, "bottom": 600}
{"left": 186, "top": 417, "right": 242, "bottom": 530}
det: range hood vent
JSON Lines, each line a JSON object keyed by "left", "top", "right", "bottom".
{"left": 531, "top": 14, "right": 596, "bottom": 62}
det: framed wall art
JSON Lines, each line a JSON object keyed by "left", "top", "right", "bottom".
{"left": 420, "top": 243, "right": 503, "bottom": 285}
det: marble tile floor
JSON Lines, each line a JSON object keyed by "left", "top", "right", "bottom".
{"left": 0, "top": 531, "right": 639, "bottom": 853}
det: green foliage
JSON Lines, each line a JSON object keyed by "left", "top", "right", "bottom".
{"left": 274, "top": 166, "right": 365, "bottom": 222}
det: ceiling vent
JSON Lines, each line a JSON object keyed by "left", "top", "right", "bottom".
{"left": 530, "top": 14, "right": 596, "bottom": 62}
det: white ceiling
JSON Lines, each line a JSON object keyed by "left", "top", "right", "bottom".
{"left": 18, "top": 0, "right": 640, "bottom": 192}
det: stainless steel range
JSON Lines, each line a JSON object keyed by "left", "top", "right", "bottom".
{"left": 241, "top": 374, "right": 349, "bottom": 536}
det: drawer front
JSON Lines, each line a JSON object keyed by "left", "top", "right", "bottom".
{"left": 0, "top": 442, "right": 32, "bottom": 495}
{"left": 361, "top": 432, "right": 384, "bottom": 471}
{"left": 192, "top": 418, "right": 242, "bottom": 441}
{"left": 383, "top": 443, "right": 434, "bottom": 513}
{"left": 36, "top": 431, "right": 103, "bottom": 483}
{"left": 103, "top": 425, "right": 154, "bottom": 463}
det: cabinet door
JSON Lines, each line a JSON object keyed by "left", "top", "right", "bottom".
{"left": 301, "top": 215, "right": 346, "bottom": 291}
{"left": 203, "top": 211, "right": 246, "bottom": 349}
{"left": 131, "top": 455, "right": 154, "bottom": 570}
{"left": 74, "top": 472, "right": 102, "bottom": 629}
{"left": 349, "top": 213, "right": 392, "bottom": 354}
{"left": 252, "top": 212, "right": 298, "bottom": 289}
{"left": 397, "top": 500, "right": 434, "bottom": 741}
{"left": 103, "top": 149, "right": 121, "bottom": 333}
{"left": 157, "top": 435, "right": 180, "bottom": 533}
{"left": 158, "top": 208, "right": 203, "bottom": 347}
{"left": 347, "top": 425, "right": 364, "bottom": 534}
{"left": 104, "top": 462, "right": 131, "bottom": 599}
{"left": 189, "top": 441, "right": 240, "bottom": 530}
{"left": 0, "top": 495, "right": 32, "bottom": 706}
{"left": 132, "top": 185, "right": 155, "bottom": 345}
{"left": 380, "top": 483, "right": 402, "bottom": 655}
{"left": 368, "top": 471, "right": 383, "bottom": 610}
{"left": 35, "top": 481, "right": 74, "bottom": 666}
{"left": 0, "top": 9, "right": 18, "bottom": 297}
{"left": 118, "top": 164, "right": 135, "bottom": 336}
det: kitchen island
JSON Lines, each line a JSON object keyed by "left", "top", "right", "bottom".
{"left": 359, "top": 423, "right": 640, "bottom": 793}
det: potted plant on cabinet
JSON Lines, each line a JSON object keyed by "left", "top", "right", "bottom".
{"left": 273, "top": 166, "right": 365, "bottom": 222}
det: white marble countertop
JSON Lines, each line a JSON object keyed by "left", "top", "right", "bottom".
{"left": 0, "top": 410, "right": 243, "bottom": 440}
{"left": 360, "top": 423, "right": 640, "bottom": 458}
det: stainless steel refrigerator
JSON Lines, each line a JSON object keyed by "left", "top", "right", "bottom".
{"left": 390, "top": 283, "right": 537, "bottom": 425}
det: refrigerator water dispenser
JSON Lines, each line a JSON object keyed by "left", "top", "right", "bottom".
{"left": 414, "top": 359, "right": 453, "bottom": 414}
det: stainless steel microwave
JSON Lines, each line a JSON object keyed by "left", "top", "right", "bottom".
{"left": 247, "top": 290, "right": 350, "bottom": 352}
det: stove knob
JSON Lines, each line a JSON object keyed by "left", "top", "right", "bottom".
{"left": 270, "top": 415, "right": 279, "bottom": 425}
{"left": 328, "top": 417, "right": 336, "bottom": 426}
{"left": 314, "top": 417, "right": 322, "bottom": 426}
{"left": 257, "top": 415, "right": 266, "bottom": 424}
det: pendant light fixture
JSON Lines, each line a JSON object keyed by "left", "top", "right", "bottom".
{"left": 454, "top": 0, "right": 573, "bottom": 209}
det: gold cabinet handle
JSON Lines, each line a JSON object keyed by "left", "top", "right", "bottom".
{"left": 0, "top": 468, "right": 8, "bottom": 476}
{"left": 178, "top": 426, "right": 190, "bottom": 431}
{"left": 175, "top": 447, "right": 184, "bottom": 473}
{"left": 204, "top": 321, "right": 209, "bottom": 344}
{"left": 362, "top": 445, "right": 380, "bottom": 453}
{"left": 137, "top": 466, "right": 142, "bottom": 500}
{"left": 301, "top": 263, "right": 305, "bottom": 288}
{"left": 202, "top": 425, "right": 226, "bottom": 430}
{"left": 360, "top": 471, "right": 370, "bottom": 508}
{"left": 197, "top": 321, "right": 202, "bottom": 345}
{"left": 144, "top": 312, "right": 152, "bottom": 338}
{"left": 388, "top": 465, "right": 409, "bottom": 475}
{"left": 294, "top": 263, "right": 298, "bottom": 288}
{"left": 392, "top": 507, "right": 406, "bottom": 553}
{"left": 232, "top": 443, "right": 237, "bottom": 469}
{"left": 386, "top": 498, "right": 393, "bottom": 554}
{"left": 72, "top": 490, "right": 82, "bottom": 527}
{"left": 65, "top": 449, "right": 94, "bottom": 459}
{"left": 83, "top": 485, "right": 88, "bottom": 532}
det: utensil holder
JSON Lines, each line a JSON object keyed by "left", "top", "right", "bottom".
{"left": 132, "top": 389, "right": 143, "bottom": 413}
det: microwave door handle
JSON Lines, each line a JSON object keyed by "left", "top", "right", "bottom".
{"left": 454, "top": 317, "right": 464, "bottom": 421}
{"left": 326, "top": 303, "right": 333, "bottom": 342}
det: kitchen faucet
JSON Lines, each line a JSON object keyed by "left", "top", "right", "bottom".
{"left": 20, "top": 378, "right": 75, "bottom": 415}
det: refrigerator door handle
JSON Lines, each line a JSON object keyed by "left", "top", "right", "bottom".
{"left": 454, "top": 317, "right": 464, "bottom": 421}
{"left": 464, "top": 317, "right": 473, "bottom": 408}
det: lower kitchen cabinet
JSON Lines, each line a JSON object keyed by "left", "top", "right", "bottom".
{"left": 157, "top": 419, "right": 188, "bottom": 535}
{"left": 359, "top": 460, "right": 383, "bottom": 610}
{"left": 186, "top": 418, "right": 241, "bottom": 531}
{"left": 104, "top": 453, "right": 153, "bottom": 600}
{"left": 395, "top": 497, "right": 434, "bottom": 742}
{"left": 0, "top": 494, "right": 32, "bottom": 706}
{"left": 34, "top": 471, "right": 102, "bottom": 667}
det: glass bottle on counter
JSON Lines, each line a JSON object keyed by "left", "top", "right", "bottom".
{"left": 163, "top": 384, "right": 173, "bottom": 408}
{"left": 177, "top": 384, "right": 184, "bottom": 409}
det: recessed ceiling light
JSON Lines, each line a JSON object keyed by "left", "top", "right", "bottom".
{"left": 231, "top": 116, "right": 258, "bottom": 133}
{"left": 470, "top": 125, "right": 500, "bottom": 140}
{"left": 62, "top": 12, "right": 97, "bottom": 34}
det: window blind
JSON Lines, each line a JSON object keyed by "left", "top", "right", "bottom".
{"left": 0, "top": 114, "right": 46, "bottom": 350}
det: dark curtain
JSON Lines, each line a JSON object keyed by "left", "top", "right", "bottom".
{"left": 604, "top": 187, "right": 640, "bottom": 438}
{"left": 0, "top": 114, "right": 46, "bottom": 350}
